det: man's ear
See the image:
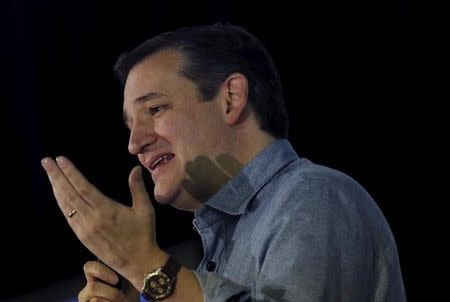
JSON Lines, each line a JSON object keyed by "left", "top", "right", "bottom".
{"left": 223, "top": 73, "right": 248, "bottom": 126}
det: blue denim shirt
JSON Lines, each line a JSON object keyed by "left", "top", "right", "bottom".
{"left": 193, "top": 140, "right": 406, "bottom": 302}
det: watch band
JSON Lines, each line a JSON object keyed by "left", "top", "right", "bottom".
{"left": 162, "top": 256, "right": 181, "bottom": 278}
{"left": 141, "top": 256, "right": 181, "bottom": 301}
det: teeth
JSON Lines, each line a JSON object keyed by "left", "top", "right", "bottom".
{"left": 152, "top": 154, "right": 172, "bottom": 169}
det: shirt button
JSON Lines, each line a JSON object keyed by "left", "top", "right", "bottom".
{"left": 206, "top": 261, "right": 216, "bottom": 272}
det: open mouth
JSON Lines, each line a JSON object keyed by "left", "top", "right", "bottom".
{"left": 150, "top": 153, "right": 175, "bottom": 171}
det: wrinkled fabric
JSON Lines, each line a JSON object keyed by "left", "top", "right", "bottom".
{"left": 192, "top": 140, "right": 406, "bottom": 302}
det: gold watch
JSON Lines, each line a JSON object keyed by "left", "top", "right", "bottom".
{"left": 141, "top": 257, "right": 181, "bottom": 301}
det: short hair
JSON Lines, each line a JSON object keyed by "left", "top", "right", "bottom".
{"left": 114, "top": 23, "right": 288, "bottom": 138}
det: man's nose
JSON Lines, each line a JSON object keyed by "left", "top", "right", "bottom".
{"left": 128, "top": 122, "right": 157, "bottom": 155}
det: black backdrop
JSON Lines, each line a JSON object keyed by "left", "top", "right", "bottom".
{"left": 2, "top": 0, "right": 447, "bottom": 301}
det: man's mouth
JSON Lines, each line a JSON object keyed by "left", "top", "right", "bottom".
{"left": 150, "top": 153, "right": 175, "bottom": 171}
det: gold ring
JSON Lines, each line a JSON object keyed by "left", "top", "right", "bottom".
{"left": 68, "top": 209, "right": 77, "bottom": 218}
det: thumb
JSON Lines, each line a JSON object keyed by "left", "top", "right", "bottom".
{"left": 129, "top": 166, "right": 151, "bottom": 212}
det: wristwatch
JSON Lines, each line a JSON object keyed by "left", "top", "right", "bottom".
{"left": 141, "top": 257, "right": 181, "bottom": 301}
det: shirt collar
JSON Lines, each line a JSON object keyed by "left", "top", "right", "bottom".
{"left": 197, "top": 139, "right": 298, "bottom": 216}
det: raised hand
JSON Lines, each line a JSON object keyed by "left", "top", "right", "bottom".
{"left": 41, "top": 156, "right": 167, "bottom": 290}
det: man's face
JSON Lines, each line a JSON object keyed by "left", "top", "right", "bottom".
{"left": 123, "top": 51, "right": 229, "bottom": 210}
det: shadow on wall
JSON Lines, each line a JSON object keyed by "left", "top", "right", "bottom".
{"left": 3, "top": 239, "right": 202, "bottom": 302}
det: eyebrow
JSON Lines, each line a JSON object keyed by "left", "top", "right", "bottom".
{"left": 134, "top": 91, "right": 167, "bottom": 104}
{"left": 123, "top": 91, "right": 168, "bottom": 127}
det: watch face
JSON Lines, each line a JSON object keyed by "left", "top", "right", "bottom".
{"left": 143, "top": 270, "right": 175, "bottom": 301}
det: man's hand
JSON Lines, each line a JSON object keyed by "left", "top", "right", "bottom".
{"left": 41, "top": 156, "right": 166, "bottom": 289}
{"left": 78, "top": 260, "right": 140, "bottom": 302}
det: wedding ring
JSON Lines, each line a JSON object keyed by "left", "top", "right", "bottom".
{"left": 68, "top": 209, "right": 77, "bottom": 218}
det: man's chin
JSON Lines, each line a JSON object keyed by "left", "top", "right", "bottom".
{"left": 153, "top": 192, "right": 176, "bottom": 206}
{"left": 154, "top": 188, "right": 201, "bottom": 212}
{"left": 153, "top": 185, "right": 182, "bottom": 205}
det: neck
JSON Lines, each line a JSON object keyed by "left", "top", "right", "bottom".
{"left": 177, "top": 115, "right": 277, "bottom": 212}
{"left": 232, "top": 131, "right": 276, "bottom": 168}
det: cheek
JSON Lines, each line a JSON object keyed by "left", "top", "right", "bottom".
{"left": 153, "top": 114, "right": 197, "bottom": 147}
{"left": 154, "top": 116, "right": 183, "bottom": 140}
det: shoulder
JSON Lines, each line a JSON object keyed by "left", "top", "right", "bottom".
{"left": 249, "top": 158, "right": 395, "bottom": 249}
{"left": 259, "top": 157, "right": 374, "bottom": 213}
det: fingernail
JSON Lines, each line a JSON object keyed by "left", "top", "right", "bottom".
{"left": 135, "top": 166, "right": 143, "bottom": 181}
{"left": 56, "top": 156, "right": 67, "bottom": 168}
{"left": 41, "top": 158, "right": 50, "bottom": 170}
{"left": 111, "top": 274, "right": 119, "bottom": 285}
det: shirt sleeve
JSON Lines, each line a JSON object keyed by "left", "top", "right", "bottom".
{"left": 193, "top": 178, "right": 406, "bottom": 302}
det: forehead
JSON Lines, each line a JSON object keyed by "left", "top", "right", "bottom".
{"left": 123, "top": 50, "right": 183, "bottom": 103}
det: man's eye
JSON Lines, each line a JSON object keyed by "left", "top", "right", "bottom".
{"left": 149, "top": 106, "right": 163, "bottom": 116}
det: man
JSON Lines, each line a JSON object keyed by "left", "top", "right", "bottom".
{"left": 41, "top": 24, "right": 406, "bottom": 301}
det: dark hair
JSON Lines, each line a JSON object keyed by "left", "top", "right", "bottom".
{"left": 114, "top": 23, "right": 288, "bottom": 138}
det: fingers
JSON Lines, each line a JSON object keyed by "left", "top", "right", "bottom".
{"left": 54, "top": 156, "right": 106, "bottom": 207}
{"left": 78, "top": 281, "right": 123, "bottom": 302}
{"left": 128, "top": 166, "right": 151, "bottom": 213}
{"left": 41, "top": 157, "right": 91, "bottom": 221}
{"left": 79, "top": 261, "right": 122, "bottom": 302}
{"left": 80, "top": 261, "right": 139, "bottom": 302}
{"left": 84, "top": 261, "right": 119, "bottom": 285}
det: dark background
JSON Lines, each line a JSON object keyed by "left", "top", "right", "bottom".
{"left": 2, "top": 0, "right": 446, "bottom": 301}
